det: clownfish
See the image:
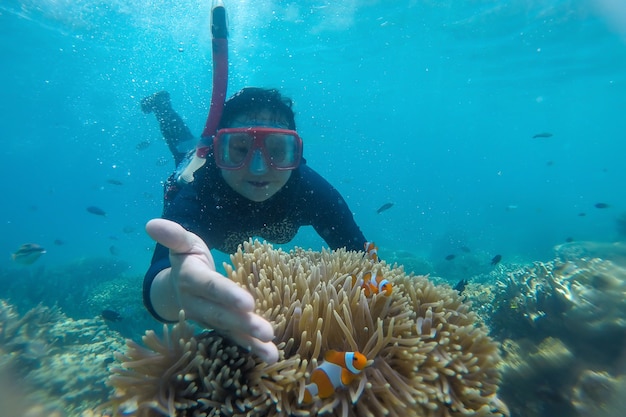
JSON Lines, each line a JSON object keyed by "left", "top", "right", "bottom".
{"left": 364, "top": 241, "right": 378, "bottom": 262}
{"left": 303, "top": 350, "right": 368, "bottom": 403}
{"left": 351, "top": 271, "right": 392, "bottom": 296}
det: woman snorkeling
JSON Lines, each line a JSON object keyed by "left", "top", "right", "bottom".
{"left": 142, "top": 87, "right": 368, "bottom": 364}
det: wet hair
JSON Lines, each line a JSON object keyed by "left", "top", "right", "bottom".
{"left": 218, "top": 87, "right": 296, "bottom": 130}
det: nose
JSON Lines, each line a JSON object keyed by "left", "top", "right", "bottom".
{"left": 249, "top": 149, "right": 269, "bottom": 175}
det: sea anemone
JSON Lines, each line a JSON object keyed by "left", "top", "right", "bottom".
{"left": 107, "top": 241, "right": 507, "bottom": 417}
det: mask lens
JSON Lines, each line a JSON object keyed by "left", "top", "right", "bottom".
{"left": 264, "top": 133, "right": 298, "bottom": 167}
{"left": 216, "top": 132, "right": 253, "bottom": 167}
{"left": 214, "top": 128, "right": 302, "bottom": 170}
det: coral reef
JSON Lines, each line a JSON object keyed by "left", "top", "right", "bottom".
{"left": 0, "top": 299, "right": 126, "bottom": 416}
{"left": 0, "top": 258, "right": 153, "bottom": 340}
{"left": 498, "top": 339, "right": 626, "bottom": 417}
{"left": 498, "top": 337, "right": 578, "bottom": 416}
{"left": 473, "top": 254, "right": 626, "bottom": 417}
{"left": 571, "top": 370, "right": 626, "bottom": 417}
{"left": 488, "top": 257, "right": 626, "bottom": 346}
{"left": 0, "top": 257, "right": 137, "bottom": 319}
{"left": 554, "top": 241, "right": 626, "bottom": 268}
{"left": 107, "top": 241, "right": 507, "bottom": 417}
{"left": 1, "top": 300, "right": 66, "bottom": 372}
{"left": 85, "top": 274, "right": 155, "bottom": 339}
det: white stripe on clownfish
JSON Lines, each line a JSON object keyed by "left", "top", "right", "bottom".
{"left": 375, "top": 277, "right": 391, "bottom": 295}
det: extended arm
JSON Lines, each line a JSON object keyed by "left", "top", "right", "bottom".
{"left": 301, "top": 167, "right": 366, "bottom": 251}
{"left": 143, "top": 219, "right": 278, "bottom": 364}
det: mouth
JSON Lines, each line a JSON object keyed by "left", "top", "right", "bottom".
{"left": 248, "top": 181, "right": 270, "bottom": 188}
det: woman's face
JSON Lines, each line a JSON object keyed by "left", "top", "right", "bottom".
{"left": 220, "top": 110, "right": 293, "bottom": 202}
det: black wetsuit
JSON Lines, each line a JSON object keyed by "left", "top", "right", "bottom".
{"left": 143, "top": 156, "right": 366, "bottom": 321}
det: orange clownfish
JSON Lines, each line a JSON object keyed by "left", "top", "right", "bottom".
{"left": 351, "top": 271, "right": 392, "bottom": 296}
{"left": 303, "top": 350, "right": 368, "bottom": 403}
{"left": 364, "top": 241, "right": 378, "bottom": 262}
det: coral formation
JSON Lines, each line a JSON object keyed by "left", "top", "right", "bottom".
{"left": 0, "top": 299, "right": 125, "bottom": 416}
{"left": 498, "top": 337, "right": 578, "bottom": 416}
{"left": 107, "top": 241, "right": 507, "bottom": 417}
{"left": 3, "top": 238, "right": 624, "bottom": 417}
{"left": 554, "top": 241, "right": 626, "bottom": 268}
{"left": 1, "top": 300, "right": 66, "bottom": 372}
{"left": 0, "top": 258, "right": 153, "bottom": 339}
{"left": 571, "top": 370, "right": 626, "bottom": 416}
{"left": 488, "top": 257, "right": 626, "bottom": 344}
{"left": 0, "top": 257, "right": 138, "bottom": 319}
{"left": 476, "top": 254, "right": 626, "bottom": 417}
{"left": 498, "top": 340, "right": 626, "bottom": 417}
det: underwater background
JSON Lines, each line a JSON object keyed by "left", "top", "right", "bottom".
{"left": 1, "top": 0, "right": 626, "bottom": 416}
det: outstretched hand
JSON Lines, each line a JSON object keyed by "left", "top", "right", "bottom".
{"left": 145, "top": 218, "right": 278, "bottom": 364}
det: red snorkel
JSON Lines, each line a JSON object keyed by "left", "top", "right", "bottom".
{"left": 178, "top": 0, "right": 228, "bottom": 184}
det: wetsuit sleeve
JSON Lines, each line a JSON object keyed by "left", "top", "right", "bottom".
{"left": 142, "top": 245, "right": 176, "bottom": 323}
{"left": 142, "top": 182, "right": 205, "bottom": 323}
{"left": 300, "top": 166, "right": 366, "bottom": 251}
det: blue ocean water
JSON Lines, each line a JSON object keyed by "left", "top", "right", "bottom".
{"left": 1, "top": 0, "right": 625, "bottom": 273}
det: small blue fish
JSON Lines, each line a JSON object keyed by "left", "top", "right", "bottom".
{"left": 532, "top": 132, "right": 553, "bottom": 139}
{"left": 376, "top": 202, "right": 394, "bottom": 214}
{"left": 101, "top": 309, "right": 123, "bottom": 322}
{"left": 87, "top": 206, "right": 107, "bottom": 216}
{"left": 453, "top": 279, "right": 468, "bottom": 294}
{"left": 135, "top": 140, "right": 151, "bottom": 150}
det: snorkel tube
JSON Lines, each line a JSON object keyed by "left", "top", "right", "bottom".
{"left": 178, "top": 0, "right": 228, "bottom": 184}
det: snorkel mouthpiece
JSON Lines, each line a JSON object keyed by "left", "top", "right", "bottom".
{"left": 178, "top": 153, "right": 208, "bottom": 184}
{"left": 177, "top": 0, "right": 228, "bottom": 185}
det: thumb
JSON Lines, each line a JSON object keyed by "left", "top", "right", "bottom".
{"left": 146, "top": 219, "right": 212, "bottom": 264}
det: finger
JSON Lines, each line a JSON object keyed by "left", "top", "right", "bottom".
{"left": 185, "top": 269, "right": 255, "bottom": 312}
{"left": 146, "top": 218, "right": 216, "bottom": 270}
{"left": 227, "top": 332, "right": 279, "bottom": 365}
{"left": 185, "top": 293, "right": 272, "bottom": 341}
{"left": 146, "top": 218, "right": 206, "bottom": 255}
